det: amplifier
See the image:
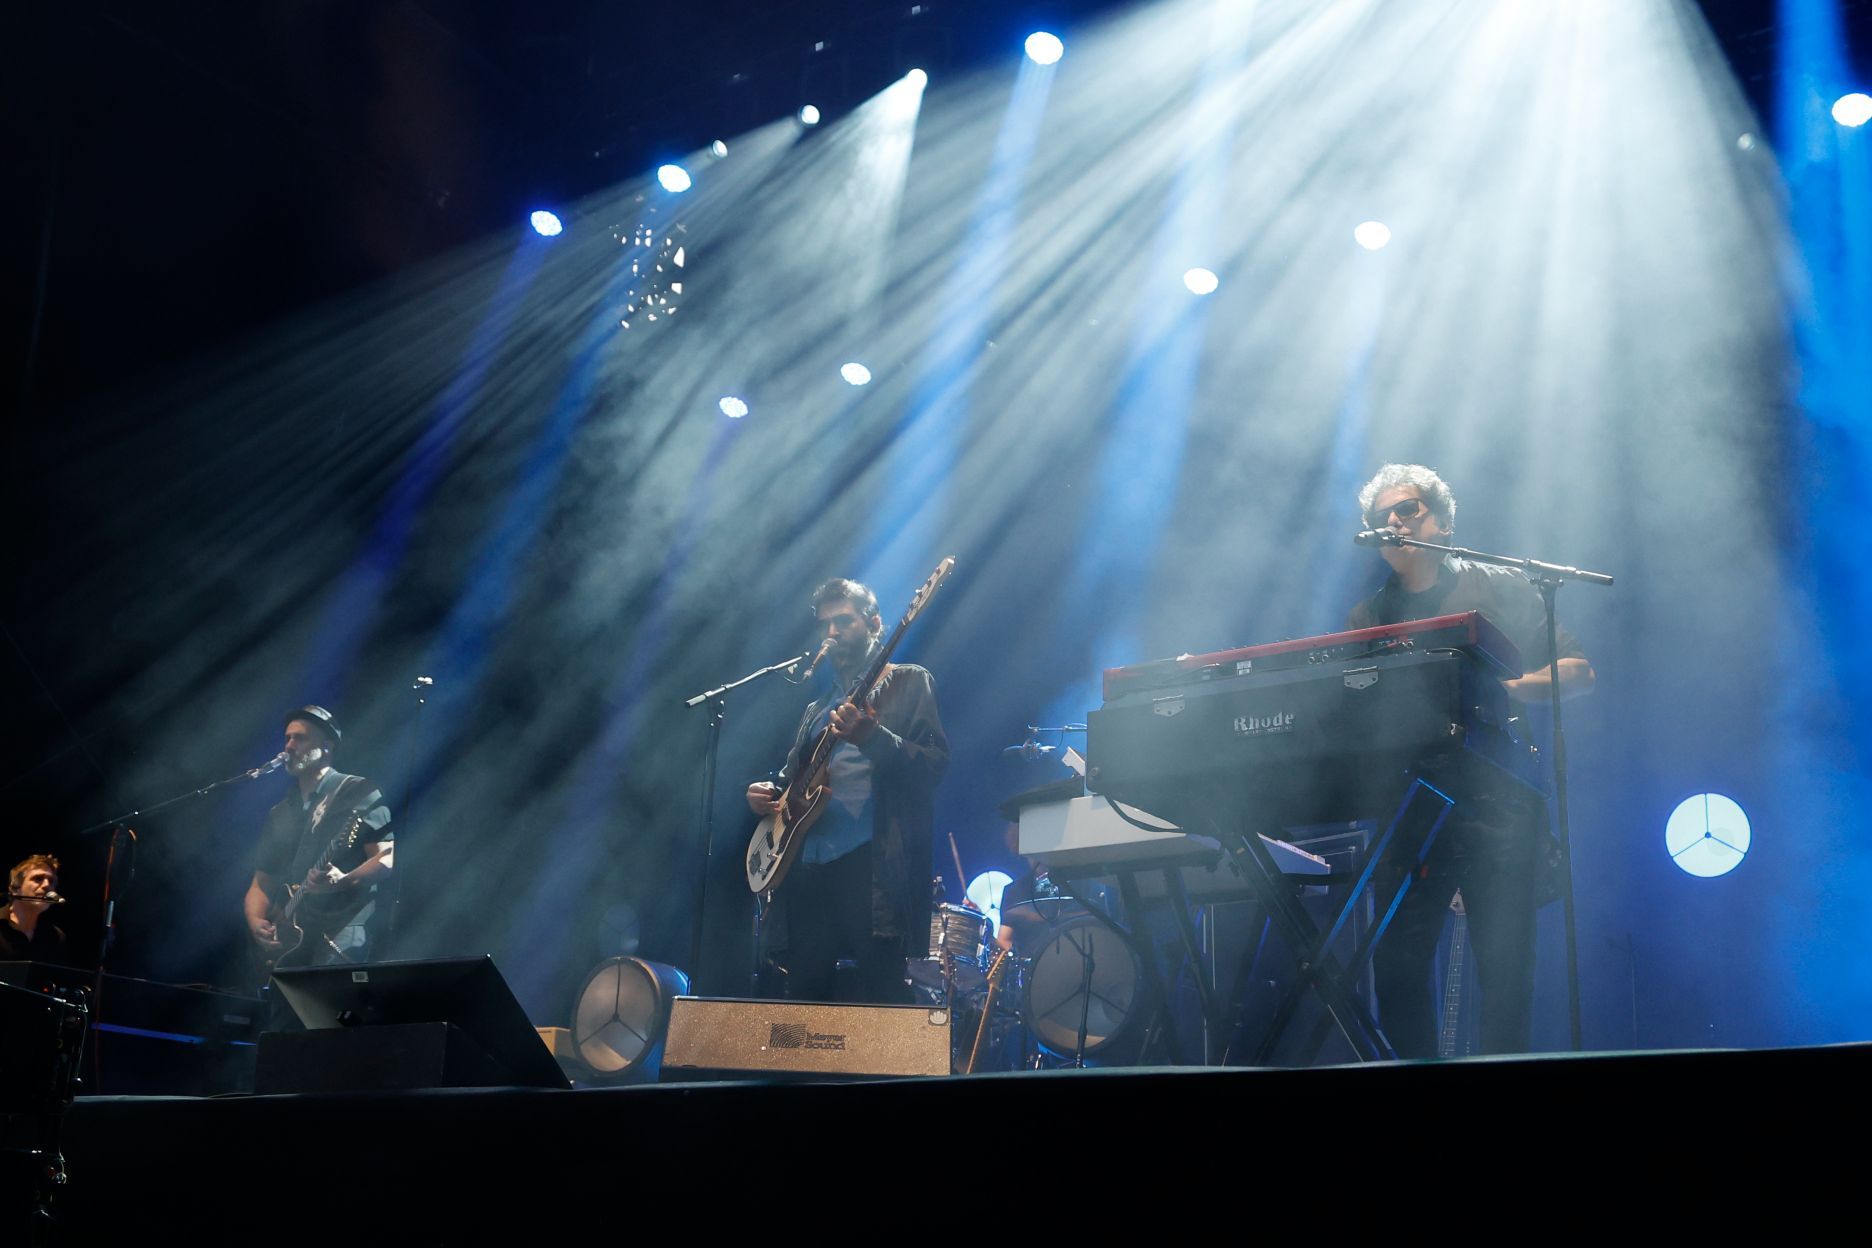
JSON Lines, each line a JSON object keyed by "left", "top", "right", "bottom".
{"left": 661, "top": 997, "right": 951, "bottom": 1079}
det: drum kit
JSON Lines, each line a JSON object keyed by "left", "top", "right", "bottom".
{"left": 907, "top": 882, "right": 1146, "bottom": 1071}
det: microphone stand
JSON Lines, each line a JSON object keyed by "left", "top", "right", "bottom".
{"left": 680, "top": 650, "right": 813, "bottom": 995}
{"left": 71, "top": 760, "right": 282, "bottom": 1090}
{"left": 1375, "top": 532, "right": 1612, "bottom": 1051}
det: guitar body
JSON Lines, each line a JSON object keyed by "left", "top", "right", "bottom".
{"left": 745, "top": 557, "right": 956, "bottom": 897}
{"left": 746, "top": 777, "right": 832, "bottom": 895}
{"left": 267, "top": 883, "right": 373, "bottom": 971}
{"left": 258, "top": 807, "right": 372, "bottom": 975}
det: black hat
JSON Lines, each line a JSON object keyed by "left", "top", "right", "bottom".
{"left": 283, "top": 705, "right": 342, "bottom": 746}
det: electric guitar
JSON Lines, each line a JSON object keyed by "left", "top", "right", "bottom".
{"left": 745, "top": 557, "right": 956, "bottom": 895}
{"left": 1437, "top": 891, "right": 1470, "bottom": 1059}
{"left": 262, "top": 808, "right": 374, "bottom": 972}
{"left": 965, "top": 947, "right": 1013, "bottom": 1074}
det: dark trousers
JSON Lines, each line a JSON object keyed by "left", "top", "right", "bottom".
{"left": 769, "top": 843, "right": 907, "bottom": 1005}
{"left": 1371, "top": 815, "right": 1542, "bottom": 1059}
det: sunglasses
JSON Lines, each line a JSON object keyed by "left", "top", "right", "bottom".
{"left": 1367, "top": 497, "right": 1429, "bottom": 529}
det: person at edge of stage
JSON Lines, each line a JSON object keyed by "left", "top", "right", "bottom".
{"left": 1, "top": 853, "right": 70, "bottom": 964}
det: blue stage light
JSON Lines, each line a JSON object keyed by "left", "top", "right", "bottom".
{"left": 718, "top": 396, "right": 749, "bottom": 419}
{"left": 1833, "top": 92, "right": 1872, "bottom": 127}
{"left": 840, "top": 362, "right": 872, "bottom": 386}
{"left": 907, "top": 69, "right": 928, "bottom": 90}
{"left": 1665, "top": 793, "right": 1751, "bottom": 878}
{"left": 1183, "top": 267, "right": 1219, "bottom": 295}
{"left": 656, "top": 164, "right": 692, "bottom": 193}
{"left": 799, "top": 104, "right": 822, "bottom": 126}
{"left": 529, "top": 210, "right": 564, "bottom": 237}
{"left": 1025, "top": 32, "right": 1064, "bottom": 65}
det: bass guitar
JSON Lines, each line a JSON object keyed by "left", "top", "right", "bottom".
{"left": 745, "top": 556, "right": 955, "bottom": 895}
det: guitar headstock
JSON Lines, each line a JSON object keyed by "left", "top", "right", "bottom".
{"left": 898, "top": 556, "right": 956, "bottom": 630}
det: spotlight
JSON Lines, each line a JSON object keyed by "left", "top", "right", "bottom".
{"left": 529, "top": 210, "right": 564, "bottom": 237}
{"left": 1353, "top": 221, "right": 1392, "bottom": 251}
{"left": 1833, "top": 92, "right": 1872, "bottom": 128}
{"left": 570, "top": 957, "right": 690, "bottom": 1082}
{"left": 1025, "top": 32, "right": 1064, "bottom": 65}
{"left": 656, "top": 163, "right": 692, "bottom": 193}
{"left": 710, "top": 139, "right": 729, "bottom": 158}
{"left": 1183, "top": 267, "right": 1220, "bottom": 296}
{"left": 799, "top": 104, "right": 822, "bottom": 126}
{"left": 840, "top": 362, "right": 872, "bottom": 386}
{"left": 719, "top": 396, "right": 749, "bottom": 419}
{"left": 907, "top": 68, "right": 928, "bottom": 90}
{"left": 1665, "top": 793, "right": 1751, "bottom": 878}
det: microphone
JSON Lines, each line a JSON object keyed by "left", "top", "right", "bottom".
{"left": 800, "top": 637, "right": 836, "bottom": 681}
{"left": 1354, "top": 528, "right": 1402, "bottom": 547}
{"left": 248, "top": 751, "right": 291, "bottom": 779}
{"left": 6, "top": 892, "right": 63, "bottom": 905}
{"left": 1002, "top": 741, "right": 1058, "bottom": 760}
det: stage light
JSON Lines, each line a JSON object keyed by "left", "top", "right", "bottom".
{"left": 529, "top": 210, "right": 563, "bottom": 237}
{"left": 718, "top": 396, "right": 749, "bottom": 419}
{"left": 799, "top": 104, "right": 822, "bottom": 126}
{"left": 1353, "top": 220, "right": 1392, "bottom": 250}
{"left": 656, "top": 164, "right": 692, "bottom": 193}
{"left": 571, "top": 957, "right": 690, "bottom": 1082}
{"left": 710, "top": 139, "right": 729, "bottom": 158}
{"left": 1025, "top": 32, "right": 1064, "bottom": 65}
{"left": 1665, "top": 793, "right": 1751, "bottom": 878}
{"left": 1834, "top": 93, "right": 1872, "bottom": 128}
{"left": 840, "top": 362, "right": 873, "bottom": 386}
{"left": 1183, "top": 267, "right": 1219, "bottom": 295}
{"left": 907, "top": 69, "right": 928, "bottom": 90}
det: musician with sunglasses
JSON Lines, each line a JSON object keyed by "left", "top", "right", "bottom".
{"left": 1348, "top": 464, "right": 1594, "bottom": 1058}
{"left": 746, "top": 578, "right": 949, "bottom": 1005}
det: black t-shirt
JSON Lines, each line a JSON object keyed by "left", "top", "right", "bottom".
{"left": 1347, "top": 556, "right": 1587, "bottom": 674}
{"left": 0, "top": 916, "right": 70, "bottom": 964}
{"left": 254, "top": 771, "right": 392, "bottom": 885}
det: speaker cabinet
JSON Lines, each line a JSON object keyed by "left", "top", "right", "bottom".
{"left": 661, "top": 997, "right": 950, "bottom": 1079}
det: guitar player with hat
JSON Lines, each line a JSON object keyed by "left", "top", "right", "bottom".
{"left": 243, "top": 705, "right": 394, "bottom": 984}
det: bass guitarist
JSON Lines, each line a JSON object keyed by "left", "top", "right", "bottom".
{"left": 745, "top": 578, "right": 948, "bottom": 1005}
{"left": 243, "top": 705, "right": 393, "bottom": 978}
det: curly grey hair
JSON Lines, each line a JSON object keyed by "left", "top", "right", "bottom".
{"left": 1357, "top": 463, "right": 1457, "bottom": 531}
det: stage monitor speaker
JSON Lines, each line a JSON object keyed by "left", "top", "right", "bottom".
{"left": 261, "top": 955, "right": 568, "bottom": 1091}
{"left": 661, "top": 997, "right": 950, "bottom": 1080}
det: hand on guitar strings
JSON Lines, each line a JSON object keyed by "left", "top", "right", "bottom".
{"left": 829, "top": 699, "right": 877, "bottom": 746}
{"left": 302, "top": 864, "right": 348, "bottom": 893}
{"left": 248, "top": 916, "right": 281, "bottom": 952}
{"left": 746, "top": 782, "right": 783, "bottom": 816}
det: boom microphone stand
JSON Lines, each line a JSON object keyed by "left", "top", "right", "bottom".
{"left": 1361, "top": 529, "right": 1612, "bottom": 1050}
{"left": 680, "top": 649, "right": 816, "bottom": 995}
{"left": 72, "top": 754, "right": 288, "bottom": 1088}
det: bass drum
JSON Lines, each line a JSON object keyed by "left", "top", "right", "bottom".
{"left": 1023, "top": 915, "right": 1144, "bottom": 1060}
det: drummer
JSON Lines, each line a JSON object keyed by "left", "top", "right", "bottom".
{"left": 995, "top": 822, "right": 1058, "bottom": 952}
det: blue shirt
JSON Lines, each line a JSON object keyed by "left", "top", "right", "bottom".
{"left": 799, "top": 701, "right": 877, "bottom": 865}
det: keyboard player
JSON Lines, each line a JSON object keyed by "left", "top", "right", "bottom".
{"left": 1350, "top": 463, "right": 1594, "bottom": 1058}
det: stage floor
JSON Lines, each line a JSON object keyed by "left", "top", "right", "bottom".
{"left": 49, "top": 1042, "right": 1866, "bottom": 1236}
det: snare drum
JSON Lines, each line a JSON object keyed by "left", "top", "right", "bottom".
{"left": 926, "top": 902, "right": 988, "bottom": 991}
